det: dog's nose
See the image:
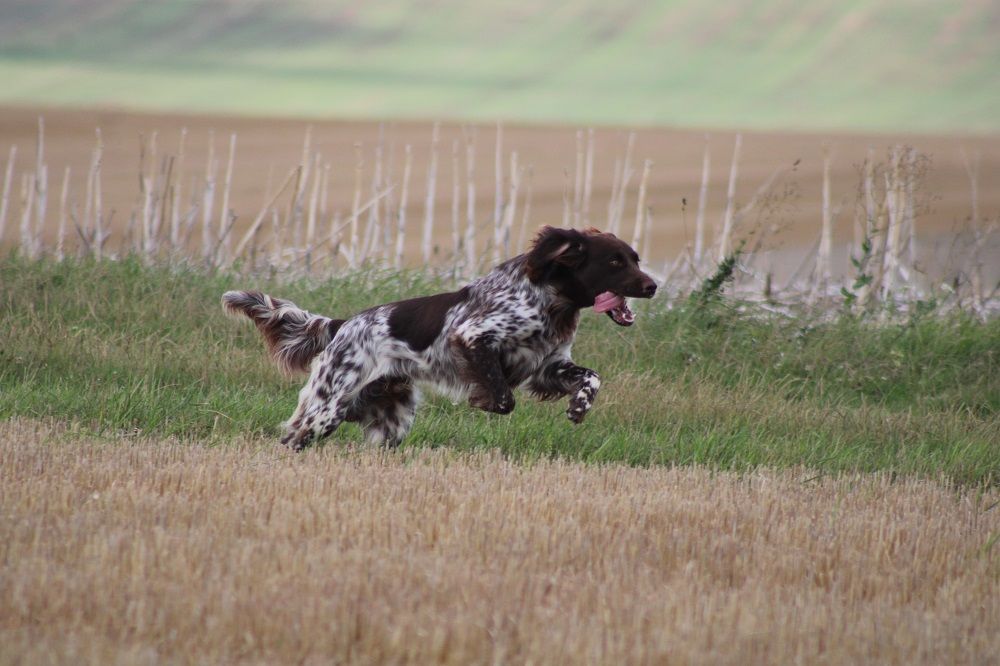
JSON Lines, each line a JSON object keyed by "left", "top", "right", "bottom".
{"left": 641, "top": 277, "right": 657, "bottom": 297}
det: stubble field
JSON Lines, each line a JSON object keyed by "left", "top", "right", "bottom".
{"left": 2, "top": 419, "right": 998, "bottom": 665}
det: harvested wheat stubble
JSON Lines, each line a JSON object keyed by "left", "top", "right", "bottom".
{"left": 1, "top": 419, "right": 998, "bottom": 665}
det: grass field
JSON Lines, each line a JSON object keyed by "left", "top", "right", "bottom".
{"left": 2, "top": 257, "right": 998, "bottom": 484}
{"left": 0, "top": 0, "right": 998, "bottom": 132}
{"left": 2, "top": 253, "right": 999, "bottom": 663}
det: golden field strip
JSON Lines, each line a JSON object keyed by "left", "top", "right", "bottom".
{"left": 2, "top": 419, "right": 998, "bottom": 664}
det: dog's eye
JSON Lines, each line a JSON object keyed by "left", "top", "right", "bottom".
{"left": 609, "top": 258, "right": 623, "bottom": 268}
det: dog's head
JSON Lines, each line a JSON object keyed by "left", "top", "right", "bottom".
{"left": 525, "top": 226, "right": 657, "bottom": 326}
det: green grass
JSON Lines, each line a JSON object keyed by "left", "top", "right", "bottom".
{"left": 0, "top": 0, "right": 998, "bottom": 132}
{"left": 2, "top": 256, "right": 998, "bottom": 484}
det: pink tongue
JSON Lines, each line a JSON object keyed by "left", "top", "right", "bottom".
{"left": 593, "top": 291, "right": 624, "bottom": 313}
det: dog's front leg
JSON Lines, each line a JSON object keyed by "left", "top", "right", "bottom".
{"left": 452, "top": 334, "right": 515, "bottom": 415}
{"left": 529, "top": 359, "right": 601, "bottom": 424}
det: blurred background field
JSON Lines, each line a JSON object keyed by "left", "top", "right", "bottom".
{"left": 0, "top": 0, "right": 998, "bottom": 132}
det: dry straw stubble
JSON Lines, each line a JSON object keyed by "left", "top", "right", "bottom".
{"left": 1, "top": 419, "right": 998, "bottom": 665}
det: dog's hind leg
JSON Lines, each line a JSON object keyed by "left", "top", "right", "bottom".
{"left": 353, "top": 377, "right": 420, "bottom": 448}
{"left": 280, "top": 342, "right": 378, "bottom": 451}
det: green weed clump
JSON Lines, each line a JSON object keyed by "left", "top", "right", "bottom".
{"left": 2, "top": 257, "right": 998, "bottom": 484}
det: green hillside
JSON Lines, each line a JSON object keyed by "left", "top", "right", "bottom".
{"left": 0, "top": 0, "right": 997, "bottom": 132}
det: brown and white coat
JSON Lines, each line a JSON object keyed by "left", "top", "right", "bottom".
{"left": 224, "top": 227, "right": 656, "bottom": 450}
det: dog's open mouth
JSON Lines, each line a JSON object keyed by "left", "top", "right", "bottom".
{"left": 593, "top": 291, "right": 635, "bottom": 326}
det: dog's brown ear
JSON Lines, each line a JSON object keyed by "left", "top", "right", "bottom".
{"left": 526, "top": 226, "right": 586, "bottom": 279}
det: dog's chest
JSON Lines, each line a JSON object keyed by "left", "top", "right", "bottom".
{"left": 496, "top": 303, "right": 579, "bottom": 378}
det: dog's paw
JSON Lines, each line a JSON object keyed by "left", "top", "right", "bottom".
{"left": 280, "top": 430, "right": 311, "bottom": 452}
{"left": 566, "top": 401, "right": 590, "bottom": 424}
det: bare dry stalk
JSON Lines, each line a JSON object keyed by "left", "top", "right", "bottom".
{"left": 609, "top": 132, "right": 636, "bottom": 236}
{"left": 156, "top": 150, "right": 174, "bottom": 257}
{"left": 464, "top": 127, "right": 477, "bottom": 275}
{"left": 292, "top": 127, "right": 312, "bottom": 253}
{"left": 970, "top": 220, "right": 998, "bottom": 311}
{"left": 321, "top": 163, "right": 333, "bottom": 267}
{"left": 422, "top": 122, "right": 440, "bottom": 263}
{"left": 2, "top": 420, "right": 996, "bottom": 666}
{"left": 139, "top": 143, "right": 153, "bottom": 259}
{"left": 269, "top": 206, "right": 280, "bottom": 266}
{"left": 137, "top": 132, "right": 154, "bottom": 259}
{"left": 500, "top": 150, "right": 519, "bottom": 259}
{"left": 380, "top": 128, "right": 396, "bottom": 257}
{"left": 161, "top": 156, "right": 175, "bottom": 250}
{"left": 33, "top": 117, "right": 46, "bottom": 259}
{"left": 848, "top": 147, "right": 875, "bottom": 308}
{"left": 864, "top": 147, "right": 877, "bottom": 238}
{"left": 201, "top": 130, "right": 216, "bottom": 263}
{"left": 305, "top": 152, "right": 322, "bottom": 272}
{"left": 852, "top": 150, "right": 868, "bottom": 251}
{"left": 395, "top": 144, "right": 413, "bottom": 269}
{"left": 283, "top": 165, "right": 304, "bottom": 267}
{"left": 170, "top": 128, "right": 187, "bottom": 253}
{"left": 81, "top": 140, "right": 95, "bottom": 256}
{"left": 349, "top": 143, "right": 363, "bottom": 269}
{"left": 718, "top": 133, "right": 742, "bottom": 261}
{"left": 363, "top": 144, "right": 384, "bottom": 264}
{"left": 253, "top": 165, "right": 274, "bottom": 266}
{"left": 93, "top": 128, "right": 105, "bottom": 256}
{"left": 855, "top": 147, "right": 878, "bottom": 306}
{"left": 962, "top": 148, "right": 983, "bottom": 306}
{"left": 516, "top": 165, "right": 534, "bottom": 254}
{"left": 630, "top": 158, "right": 652, "bottom": 251}
{"left": 179, "top": 176, "right": 200, "bottom": 248}
{"left": 320, "top": 162, "right": 331, "bottom": 223}
{"left": 694, "top": 134, "right": 711, "bottom": 265}
{"left": 881, "top": 147, "right": 903, "bottom": 299}
{"left": 327, "top": 211, "right": 341, "bottom": 270}
{"left": 315, "top": 186, "right": 395, "bottom": 266}
{"left": 961, "top": 147, "right": 980, "bottom": 226}
{"left": 56, "top": 165, "right": 69, "bottom": 260}
{"left": 229, "top": 167, "right": 299, "bottom": 267}
{"left": 573, "top": 129, "right": 584, "bottom": 227}
{"left": 561, "top": 168, "right": 571, "bottom": 228}
{"left": 641, "top": 205, "right": 653, "bottom": 264}
{"left": 816, "top": 144, "right": 834, "bottom": 293}
{"left": 904, "top": 146, "right": 917, "bottom": 270}
{"left": 451, "top": 138, "right": 461, "bottom": 275}
{"left": 582, "top": 128, "right": 595, "bottom": 227}
{"left": 493, "top": 122, "right": 504, "bottom": 264}
{"left": 607, "top": 155, "right": 622, "bottom": 230}
{"left": 149, "top": 132, "right": 161, "bottom": 252}
{"left": 217, "top": 133, "right": 237, "bottom": 264}
{"left": 18, "top": 173, "right": 35, "bottom": 257}
{"left": 0, "top": 145, "right": 16, "bottom": 245}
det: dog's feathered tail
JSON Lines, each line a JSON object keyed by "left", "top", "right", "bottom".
{"left": 222, "top": 290, "right": 344, "bottom": 374}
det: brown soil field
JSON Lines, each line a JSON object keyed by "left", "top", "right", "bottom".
{"left": 1, "top": 419, "right": 998, "bottom": 665}
{"left": 1, "top": 105, "right": 998, "bottom": 277}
